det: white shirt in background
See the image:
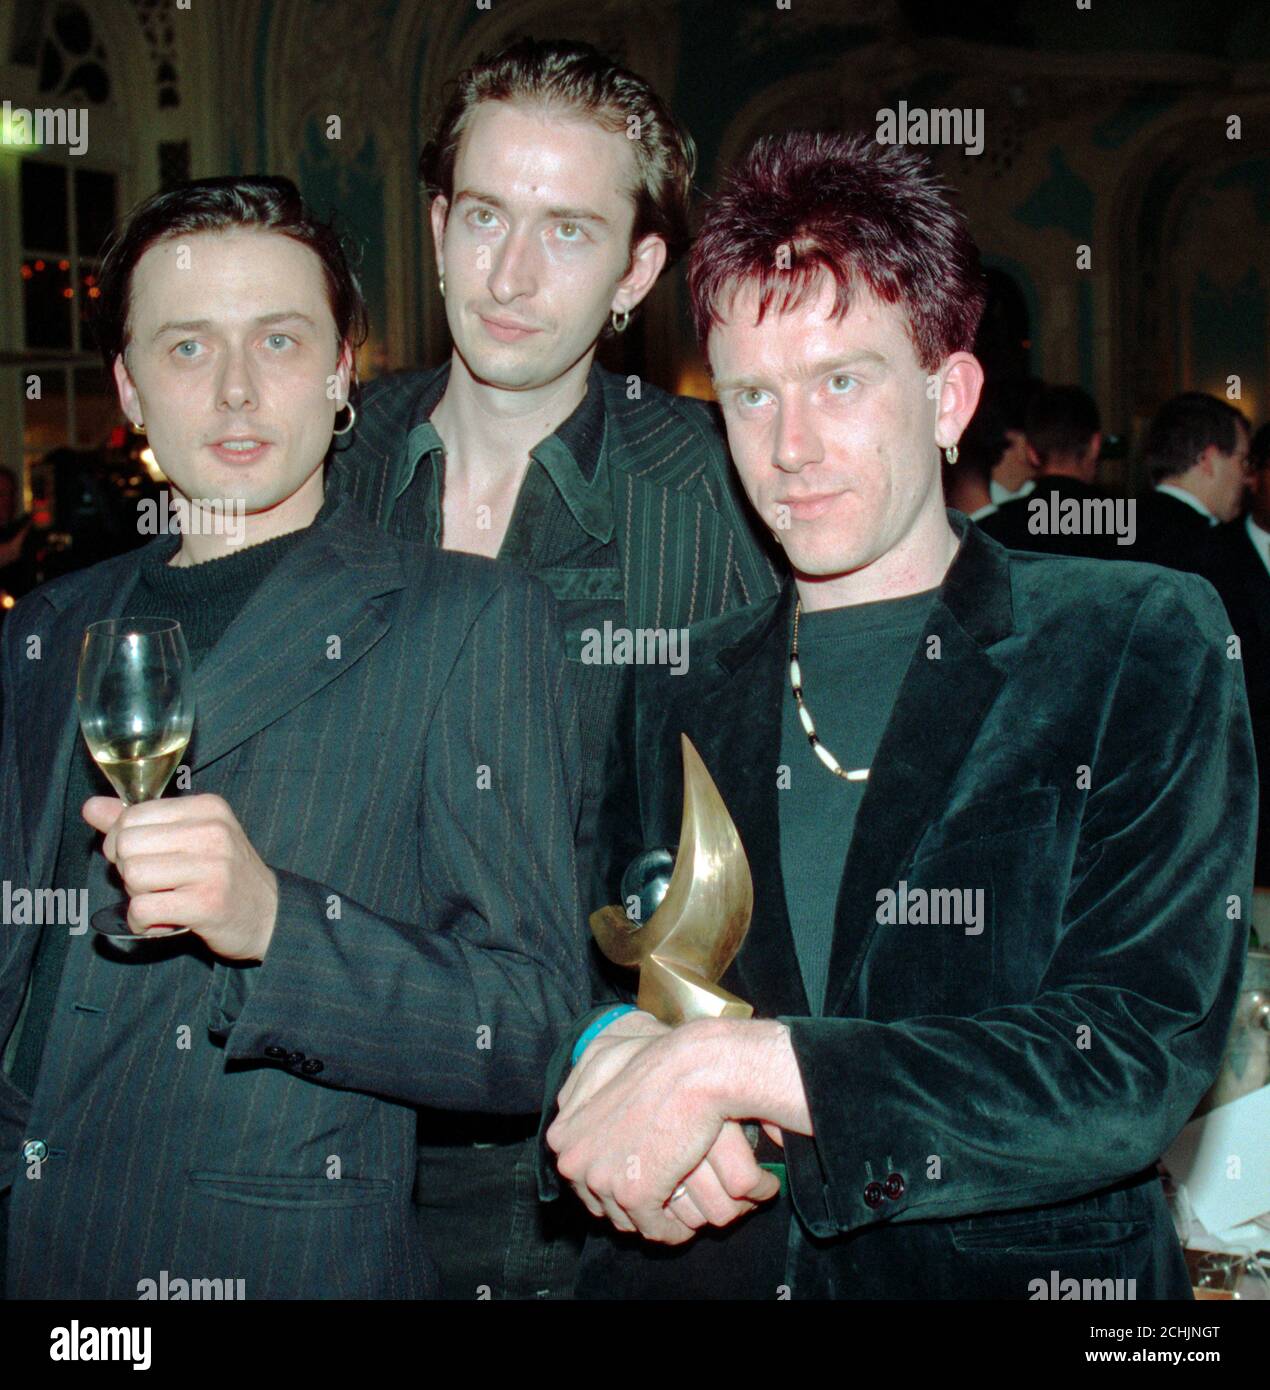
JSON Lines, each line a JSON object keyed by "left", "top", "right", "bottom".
{"left": 1155, "top": 482, "right": 1218, "bottom": 525}
{"left": 989, "top": 477, "right": 1037, "bottom": 507}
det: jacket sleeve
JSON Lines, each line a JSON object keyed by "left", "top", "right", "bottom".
{"left": 779, "top": 572, "right": 1256, "bottom": 1236}
{"left": 536, "top": 663, "right": 644, "bottom": 1199}
{"left": 210, "top": 573, "right": 590, "bottom": 1115}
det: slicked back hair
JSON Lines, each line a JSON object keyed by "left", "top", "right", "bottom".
{"left": 94, "top": 174, "right": 368, "bottom": 376}
{"left": 420, "top": 36, "right": 695, "bottom": 269}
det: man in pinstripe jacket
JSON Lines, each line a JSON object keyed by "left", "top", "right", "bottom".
{"left": 327, "top": 39, "right": 779, "bottom": 1297}
{"left": 0, "top": 177, "right": 587, "bottom": 1298}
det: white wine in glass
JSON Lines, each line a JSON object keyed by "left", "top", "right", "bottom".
{"left": 77, "top": 617, "right": 195, "bottom": 940}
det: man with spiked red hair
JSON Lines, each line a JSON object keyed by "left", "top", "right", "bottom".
{"left": 543, "top": 130, "right": 1254, "bottom": 1299}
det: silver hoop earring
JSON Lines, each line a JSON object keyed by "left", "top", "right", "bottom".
{"left": 438, "top": 273, "right": 445, "bottom": 298}
{"left": 332, "top": 402, "right": 357, "bottom": 436}
{"left": 610, "top": 308, "right": 630, "bottom": 333}
{"left": 944, "top": 444, "right": 958, "bottom": 465}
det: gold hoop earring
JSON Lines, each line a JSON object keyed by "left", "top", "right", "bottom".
{"left": 332, "top": 402, "right": 357, "bottom": 437}
{"left": 944, "top": 444, "right": 959, "bottom": 465}
{"left": 610, "top": 308, "right": 630, "bottom": 333}
{"left": 129, "top": 418, "right": 145, "bottom": 435}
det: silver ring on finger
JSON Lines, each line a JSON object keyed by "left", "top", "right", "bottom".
{"left": 670, "top": 1183, "right": 688, "bottom": 1202}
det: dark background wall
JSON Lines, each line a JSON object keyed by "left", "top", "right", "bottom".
{"left": 3, "top": 0, "right": 1269, "bottom": 501}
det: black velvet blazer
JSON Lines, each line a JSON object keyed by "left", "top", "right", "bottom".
{"left": 541, "top": 510, "right": 1255, "bottom": 1300}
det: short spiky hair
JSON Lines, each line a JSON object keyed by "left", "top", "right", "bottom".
{"left": 689, "top": 130, "right": 986, "bottom": 372}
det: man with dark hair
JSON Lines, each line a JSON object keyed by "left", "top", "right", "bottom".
{"left": 1204, "top": 421, "right": 1270, "bottom": 888}
{"left": 944, "top": 379, "right": 1039, "bottom": 522}
{"left": 544, "top": 130, "right": 1253, "bottom": 1300}
{"left": 0, "top": 176, "right": 586, "bottom": 1298}
{"left": 942, "top": 388, "right": 1002, "bottom": 521}
{"left": 327, "top": 36, "right": 777, "bottom": 1299}
{"left": 980, "top": 384, "right": 1124, "bottom": 560}
{"left": 1133, "top": 392, "right": 1251, "bottom": 570}
{"left": 986, "top": 377, "right": 1044, "bottom": 506}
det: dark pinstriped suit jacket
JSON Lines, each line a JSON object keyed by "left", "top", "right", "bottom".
{"left": 0, "top": 493, "right": 587, "bottom": 1298}
{"left": 329, "top": 362, "right": 782, "bottom": 635}
{"left": 329, "top": 362, "right": 782, "bottom": 958}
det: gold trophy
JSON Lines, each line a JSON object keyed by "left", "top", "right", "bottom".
{"left": 590, "top": 735, "right": 754, "bottom": 1023}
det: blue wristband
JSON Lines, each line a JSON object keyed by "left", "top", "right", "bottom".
{"left": 570, "top": 1005, "right": 637, "bottom": 1066}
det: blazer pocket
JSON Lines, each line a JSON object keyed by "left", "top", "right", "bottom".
{"left": 950, "top": 1215, "right": 1149, "bottom": 1254}
{"left": 536, "top": 565, "right": 624, "bottom": 605}
{"left": 184, "top": 1170, "right": 407, "bottom": 1297}
{"left": 187, "top": 1172, "right": 393, "bottom": 1209}
{"left": 913, "top": 786, "right": 1060, "bottom": 862}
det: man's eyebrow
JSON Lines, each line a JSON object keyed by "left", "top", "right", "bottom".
{"left": 452, "top": 189, "right": 610, "bottom": 225}
{"left": 151, "top": 310, "right": 318, "bottom": 340}
{"left": 714, "top": 351, "right": 890, "bottom": 392}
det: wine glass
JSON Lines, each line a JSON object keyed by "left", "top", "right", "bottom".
{"left": 76, "top": 617, "right": 195, "bottom": 940}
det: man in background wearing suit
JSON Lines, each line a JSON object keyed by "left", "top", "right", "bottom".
{"left": 1205, "top": 422, "right": 1270, "bottom": 889}
{"left": 329, "top": 37, "right": 777, "bottom": 1298}
{"left": 0, "top": 176, "right": 586, "bottom": 1298}
{"left": 941, "top": 382, "right": 1007, "bottom": 522}
{"left": 986, "top": 377, "right": 1044, "bottom": 507}
{"left": 1133, "top": 392, "right": 1251, "bottom": 571}
{"left": 545, "top": 130, "right": 1253, "bottom": 1299}
{"left": 979, "top": 384, "right": 1121, "bottom": 560}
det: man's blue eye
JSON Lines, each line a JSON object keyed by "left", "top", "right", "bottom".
{"left": 175, "top": 341, "right": 200, "bottom": 357}
{"left": 266, "top": 334, "right": 293, "bottom": 349}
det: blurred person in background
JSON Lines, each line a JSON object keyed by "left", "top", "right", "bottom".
{"left": 980, "top": 384, "right": 1121, "bottom": 560}
{"left": 1134, "top": 392, "right": 1251, "bottom": 571}
{"left": 1203, "top": 422, "right": 1270, "bottom": 888}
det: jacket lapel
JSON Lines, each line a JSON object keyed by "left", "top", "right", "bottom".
{"left": 3, "top": 550, "right": 153, "bottom": 987}
{"left": 14, "top": 552, "right": 151, "bottom": 892}
{"left": 185, "top": 496, "right": 404, "bottom": 773}
{"left": 688, "top": 585, "right": 811, "bottom": 1019}
{"left": 821, "top": 514, "right": 1013, "bottom": 1016}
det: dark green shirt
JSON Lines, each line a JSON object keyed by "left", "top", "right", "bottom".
{"left": 385, "top": 364, "right": 629, "bottom": 903}
{"left": 779, "top": 586, "right": 938, "bottom": 1014}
